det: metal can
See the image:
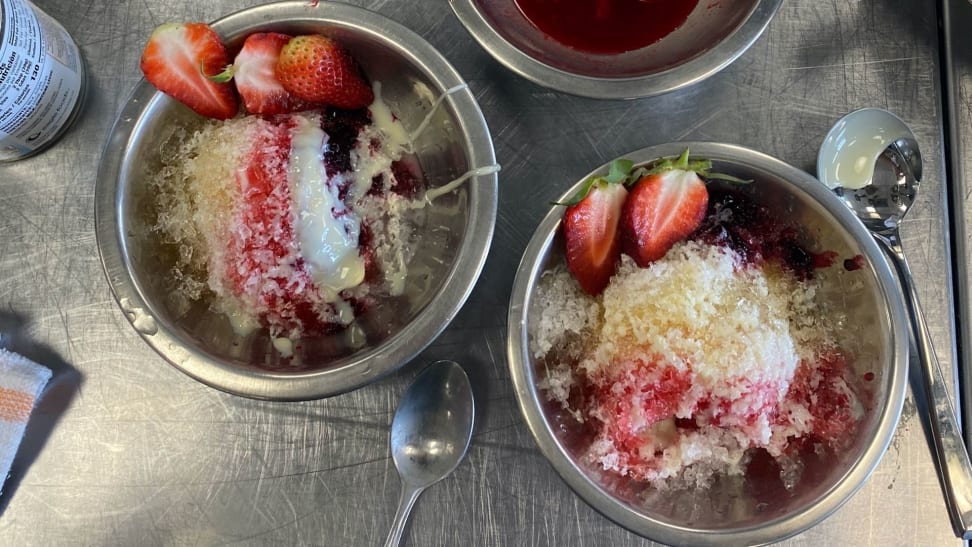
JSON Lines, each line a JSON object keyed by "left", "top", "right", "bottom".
{"left": 0, "top": 0, "right": 86, "bottom": 162}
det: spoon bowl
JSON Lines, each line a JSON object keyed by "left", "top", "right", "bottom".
{"left": 830, "top": 138, "right": 918, "bottom": 235}
{"left": 818, "top": 108, "right": 921, "bottom": 191}
{"left": 817, "top": 108, "right": 972, "bottom": 539}
{"left": 386, "top": 360, "right": 475, "bottom": 546}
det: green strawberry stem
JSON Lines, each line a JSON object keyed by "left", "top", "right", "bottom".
{"left": 646, "top": 147, "right": 708, "bottom": 175}
{"left": 204, "top": 61, "right": 234, "bottom": 83}
{"left": 554, "top": 148, "right": 749, "bottom": 207}
{"left": 555, "top": 158, "right": 637, "bottom": 206}
{"left": 645, "top": 148, "right": 750, "bottom": 184}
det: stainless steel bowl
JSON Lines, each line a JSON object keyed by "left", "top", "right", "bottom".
{"left": 507, "top": 142, "right": 908, "bottom": 544}
{"left": 449, "top": 0, "right": 782, "bottom": 99}
{"left": 96, "top": 1, "right": 497, "bottom": 400}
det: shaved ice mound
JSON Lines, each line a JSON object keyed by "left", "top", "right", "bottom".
{"left": 533, "top": 190, "right": 867, "bottom": 489}
{"left": 151, "top": 100, "right": 423, "bottom": 348}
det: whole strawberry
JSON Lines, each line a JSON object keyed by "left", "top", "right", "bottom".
{"left": 275, "top": 35, "right": 374, "bottom": 110}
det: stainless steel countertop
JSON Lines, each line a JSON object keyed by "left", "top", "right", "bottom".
{"left": 0, "top": 0, "right": 959, "bottom": 545}
{"left": 943, "top": 0, "right": 972, "bottom": 453}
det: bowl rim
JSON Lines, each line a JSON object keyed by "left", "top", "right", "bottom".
{"left": 448, "top": 0, "right": 783, "bottom": 99}
{"left": 95, "top": 1, "right": 498, "bottom": 400}
{"left": 506, "top": 142, "right": 909, "bottom": 544}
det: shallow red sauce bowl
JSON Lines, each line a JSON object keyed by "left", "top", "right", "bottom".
{"left": 449, "top": 0, "right": 782, "bottom": 98}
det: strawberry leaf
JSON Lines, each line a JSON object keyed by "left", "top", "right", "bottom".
{"left": 554, "top": 150, "right": 749, "bottom": 208}
{"left": 703, "top": 171, "right": 752, "bottom": 184}
{"left": 555, "top": 177, "right": 599, "bottom": 207}
{"left": 555, "top": 159, "right": 637, "bottom": 206}
{"left": 644, "top": 148, "right": 752, "bottom": 184}
{"left": 605, "top": 159, "right": 634, "bottom": 184}
{"left": 646, "top": 151, "right": 711, "bottom": 175}
{"left": 674, "top": 147, "right": 691, "bottom": 170}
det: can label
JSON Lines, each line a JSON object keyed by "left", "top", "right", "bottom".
{"left": 0, "top": 0, "right": 83, "bottom": 161}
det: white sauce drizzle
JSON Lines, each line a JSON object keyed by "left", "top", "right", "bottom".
{"left": 409, "top": 84, "right": 470, "bottom": 145}
{"left": 225, "top": 299, "right": 261, "bottom": 337}
{"left": 350, "top": 82, "right": 411, "bottom": 202}
{"left": 424, "top": 164, "right": 502, "bottom": 202}
{"left": 396, "top": 81, "right": 502, "bottom": 203}
{"left": 369, "top": 82, "right": 411, "bottom": 152}
{"left": 264, "top": 80, "right": 502, "bottom": 352}
{"left": 290, "top": 116, "right": 365, "bottom": 298}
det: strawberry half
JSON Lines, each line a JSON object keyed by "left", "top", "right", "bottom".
{"left": 216, "top": 32, "right": 315, "bottom": 115}
{"left": 560, "top": 161, "right": 634, "bottom": 295}
{"left": 275, "top": 35, "right": 374, "bottom": 110}
{"left": 620, "top": 149, "right": 747, "bottom": 266}
{"left": 140, "top": 22, "right": 238, "bottom": 120}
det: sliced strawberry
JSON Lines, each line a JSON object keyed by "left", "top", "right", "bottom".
{"left": 275, "top": 34, "right": 374, "bottom": 110}
{"left": 227, "top": 32, "right": 315, "bottom": 115}
{"left": 618, "top": 148, "right": 748, "bottom": 267}
{"left": 621, "top": 165, "right": 709, "bottom": 267}
{"left": 140, "top": 22, "right": 238, "bottom": 120}
{"left": 563, "top": 180, "right": 628, "bottom": 295}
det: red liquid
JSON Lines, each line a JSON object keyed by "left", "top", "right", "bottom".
{"left": 513, "top": 0, "right": 699, "bottom": 55}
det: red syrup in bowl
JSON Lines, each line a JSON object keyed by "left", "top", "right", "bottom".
{"left": 512, "top": 0, "right": 699, "bottom": 55}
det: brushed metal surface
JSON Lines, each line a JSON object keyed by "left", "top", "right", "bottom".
{"left": 942, "top": 0, "right": 972, "bottom": 457}
{"left": 0, "top": 0, "right": 959, "bottom": 545}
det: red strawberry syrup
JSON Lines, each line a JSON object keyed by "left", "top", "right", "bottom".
{"left": 226, "top": 108, "right": 400, "bottom": 338}
{"left": 229, "top": 117, "right": 329, "bottom": 336}
{"left": 594, "top": 358, "right": 691, "bottom": 454}
{"left": 512, "top": 0, "right": 699, "bottom": 55}
{"left": 780, "top": 351, "right": 859, "bottom": 446}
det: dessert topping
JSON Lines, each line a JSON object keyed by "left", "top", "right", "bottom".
{"left": 214, "top": 32, "right": 314, "bottom": 115}
{"left": 139, "top": 22, "right": 239, "bottom": 120}
{"left": 275, "top": 34, "right": 374, "bottom": 109}
{"left": 560, "top": 162, "right": 631, "bottom": 295}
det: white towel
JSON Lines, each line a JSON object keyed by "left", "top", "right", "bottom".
{"left": 0, "top": 348, "right": 52, "bottom": 495}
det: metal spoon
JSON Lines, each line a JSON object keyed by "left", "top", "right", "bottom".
{"left": 818, "top": 108, "right": 972, "bottom": 539}
{"left": 385, "top": 360, "right": 475, "bottom": 547}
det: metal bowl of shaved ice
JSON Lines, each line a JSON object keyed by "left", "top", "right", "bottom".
{"left": 96, "top": 2, "right": 497, "bottom": 399}
{"left": 507, "top": 142, "right": 907, "bottom": 544}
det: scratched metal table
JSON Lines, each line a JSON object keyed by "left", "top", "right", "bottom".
{"left": 0, "top": 0, "right": 960, "bottom": 545}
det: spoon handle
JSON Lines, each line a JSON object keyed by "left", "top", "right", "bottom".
{"left": 384, "top": 483, "right": 425, "bottom": 547}
{"left": 882, "top": 239, "right": 972, "bottom": 539}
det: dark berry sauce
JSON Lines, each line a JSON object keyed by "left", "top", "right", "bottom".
{"left": 513, "top": 0, "right": 699, "bottom": 55}
{"left": 694, "top": 188, "right": 828, "bottom": 280}
{"left": 320, "top": 107, "right": 371, "bottom": 203}
{"left": 844, "top": 254, "right": 866, "bottom": 271}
